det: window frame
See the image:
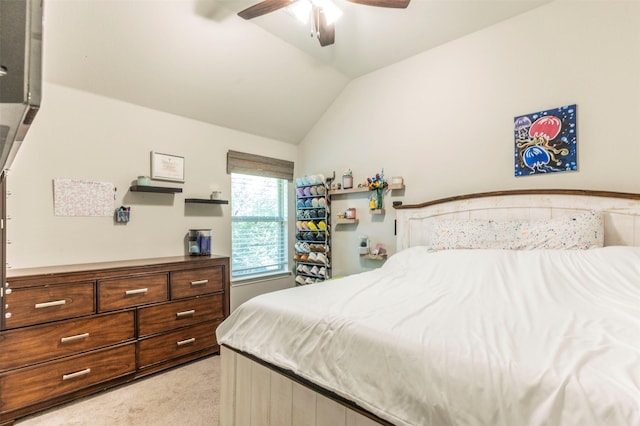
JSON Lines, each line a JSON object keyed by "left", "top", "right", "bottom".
{"left": 230, "top": 173, "right": 290, "bottom": 281}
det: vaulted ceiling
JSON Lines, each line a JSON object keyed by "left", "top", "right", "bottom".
{"left": 43, "top": 0, "right": 549, "bottom": 144}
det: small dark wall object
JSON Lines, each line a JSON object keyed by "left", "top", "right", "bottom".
{"left": 115, "top": 206, "right": 131, "bottom": 223}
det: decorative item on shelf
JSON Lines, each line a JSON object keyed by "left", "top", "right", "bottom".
{"left": 391, "top": 176, "right": 403, "bottom": 185}
{"left": 359, "top": 235, "right": 370, "bottom": 255}
{"left": 371, "top": 243, "right": 386, "bottom": 256}
{"left": 137, "top": 176, "right": 150, "bottom": 186}
{"left": 210, "top": 191, "right": 222, "bottom": 200}
{"left": 342, "top": 169, "right": 353, "bottom": 189}
{"left": 188, "top": 229, "right": 212, "bottom": 256}
{"left": 325, "top": 171, "right": 335, "bottom": 189}
{"left": 346, "top": 208, "right": 356, "bottom": 219}
{"left": 151, "top": 151, "right": 185, "bottom": 182}
{"left": 367, "top": 169, "right": 387, "bottom": 210}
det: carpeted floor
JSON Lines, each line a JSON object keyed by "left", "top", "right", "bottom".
{"left": 15, "top": 355, "right": 220, "bottom": 426}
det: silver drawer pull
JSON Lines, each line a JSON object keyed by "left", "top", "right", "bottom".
{"left": 190, "top": 279, "right": 208, "bottom": 286}
{"left": 176, "top": 309, "right": 196, "bottom": 318}
{"left": 125, "top": 288, "right": 148, "bottom": 295}
{"left": 62, "top": 368, "right": 91, "bottom": 381}
{"left": 177, "top": 337, "right": 196, "bottom": 346}
{"left": 60, "top": 333, "right": 90, "bottom": 343}
{"left": 35, "top": 300, "right": 66, "bottom": 309}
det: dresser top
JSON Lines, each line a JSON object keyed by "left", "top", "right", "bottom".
{"left": 7, "top": 255, "right": 229, "bottom": 279}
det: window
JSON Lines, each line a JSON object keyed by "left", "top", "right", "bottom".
{"left": 230, "top": 173, "right": 289, "bottom": 279}
{"left": 227, "top": 150, "right": 294, "bottom": 280}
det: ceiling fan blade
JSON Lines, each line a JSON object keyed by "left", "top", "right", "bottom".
{"left": 346, "top": 0, "right": 410, "bottom": 8}
{"left": 313, "top": 6, "right": 335, "bottom": 47}
{"left": 238, "top": 0, "right": 295, "bottom": 19}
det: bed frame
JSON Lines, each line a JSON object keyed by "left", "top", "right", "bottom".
{"left": 219, "top": 189, "right": 640, "bottom": 426}
{"left": 396, "top": 189, "right": 640, "bottom": 250}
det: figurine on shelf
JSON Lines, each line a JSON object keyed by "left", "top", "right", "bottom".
{"left": 372, "top": 243, "right": 385, "bottom": 256}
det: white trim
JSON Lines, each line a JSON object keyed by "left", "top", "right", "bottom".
{"left": 231, "top": 271, "right": 292, "bottom": 287}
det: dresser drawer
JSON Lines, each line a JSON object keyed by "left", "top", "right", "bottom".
{"left": 170, "top": 267, "right": 224, "bottom": 299}
{"left": 137, "top": 320, "right": 221, "bottom": 368}
{"left": 4, "top": 282, "right": 95, "bottom": 329}
{"left": 97, "top": 273, "right": 168, "bottom": 312}
{"left": 138, "top": 294, "right": 224, "bottom": 337}
{"left": 0, "top": 311, "right": 134, "bottom": 372}
{"left": 0, "top": 343, "right": 135, "bottom": 412}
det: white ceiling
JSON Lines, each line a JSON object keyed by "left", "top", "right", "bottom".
{"left": 43, "top": 0, "right": 549, "bottom": 144}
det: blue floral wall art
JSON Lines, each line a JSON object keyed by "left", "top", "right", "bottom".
{"left": 514, "top": 104, "right": 577, "bottom": 176}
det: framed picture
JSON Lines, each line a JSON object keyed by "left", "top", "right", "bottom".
{"left": 150, "top": 151, "right": 185, "bottom": 182}
{"left": 514, "top": 104, "right": 577, "bottom": 176}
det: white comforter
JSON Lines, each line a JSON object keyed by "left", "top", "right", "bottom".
{"left": 216, "top": 247, "right": 640, "bottom": 426}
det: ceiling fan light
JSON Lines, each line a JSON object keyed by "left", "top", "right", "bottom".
{"left": 289, "top": 0, "right": 312, "bottom": 24}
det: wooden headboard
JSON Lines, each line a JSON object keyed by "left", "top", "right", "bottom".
{"left": 394, "top": 189, "right": 640, "bottom": 251}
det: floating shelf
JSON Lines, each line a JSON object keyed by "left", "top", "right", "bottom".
{"left": 335, "top": 218, "right": 359, "bottom": 225}
{"left": 329, "top": 184, "right": 405, "bottom": 196}
{"left": 361, "top": 254, "right": 388, "bottom": 260}
{"left": 130, "top": 185, "right": 182, "bottom": 193}
{"left": 370, "top": 209, "right": 385, "bottom": 215}
{"left": 185, "top": 198, "right": 229, "bottom": 205}
{"left": 328, "top": 187, "right": 369, "bottom": 196}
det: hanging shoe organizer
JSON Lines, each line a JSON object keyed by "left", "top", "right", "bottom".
{"left": 294, "top": 174, "right": 331, "bottom": 285}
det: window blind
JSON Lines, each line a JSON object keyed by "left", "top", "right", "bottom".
{"left": 227, "top": 150, "right": 294, "bottom": 181}
{"left": 231, "top": 173, "right": 288, "bottom": 279}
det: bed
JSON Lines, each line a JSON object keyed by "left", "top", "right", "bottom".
{"left": 216, "top": 189, "right": 640, "bottom": 426}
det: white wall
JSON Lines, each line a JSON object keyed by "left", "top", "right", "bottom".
{"left": 298, "top": 1, "right": 640, "bottom": 276}
{"left": 6, "top": 83, "right": 298, "bottom": 279}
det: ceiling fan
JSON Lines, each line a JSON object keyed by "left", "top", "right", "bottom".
{"left": 237, "top": 0, "right": 410, "bottom": 47}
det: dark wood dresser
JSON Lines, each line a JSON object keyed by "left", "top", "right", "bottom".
{"left": 0, "top": 255, "right": 230, "bottom": 425}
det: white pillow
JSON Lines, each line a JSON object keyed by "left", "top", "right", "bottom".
{"left": 429, "top": 210, "right": 604, "bottom": 251}
{"left": 429, "top": 218, "right": 494, "bottom": 250}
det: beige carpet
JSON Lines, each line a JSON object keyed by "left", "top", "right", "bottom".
{"left": 15, "top": 355, "right": 220, "bottom": 426}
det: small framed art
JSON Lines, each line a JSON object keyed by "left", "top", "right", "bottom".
{"left": 150, "top": 151, "right": 184, "bottom": 182}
